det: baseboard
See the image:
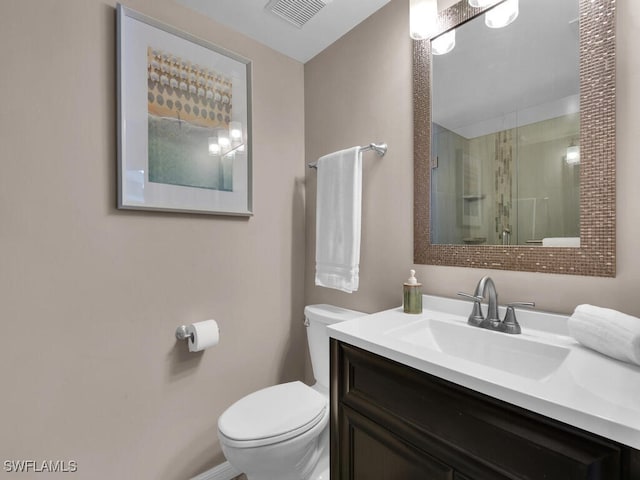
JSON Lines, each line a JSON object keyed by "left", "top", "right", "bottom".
{"left": 190, "top": 461, "right": 241, "bottom": 480}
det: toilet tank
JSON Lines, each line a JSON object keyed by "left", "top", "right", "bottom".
{"left": 304, "top": 304, "right": 365, "bottom": 390}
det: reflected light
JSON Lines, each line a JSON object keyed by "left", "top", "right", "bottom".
{"left": 432, "top": 29, "right": 456, "bottom": 55}
{"left": 217, "top": 130, "right": 230, "bottom": 148}
{"left": 566, "top": 145, "right": 580, "bottom": 165}
{"left": 485, "top": 0, "right": 519, "bottom": 29}
{"left": 468, "top": 0, "right": 500, "bottom": 7}
{"left": 208, "top": 137, "right": 221, "bottom": 156}
{"left": 230, "top": 121, "right": 243, "bottom": 140}
{"left": 208, "top": 123, "right": 246, "bottom": 157}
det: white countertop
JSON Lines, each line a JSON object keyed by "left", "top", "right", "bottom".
{"left": 327, "top": 295, "right": 640, "bottom": 450}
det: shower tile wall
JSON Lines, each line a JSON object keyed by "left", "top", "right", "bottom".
{"left": 493, "top": 129, "right": 514, "bottom": 244}
{"left": 432, "top": 114, "right": 580, "bottom": 245}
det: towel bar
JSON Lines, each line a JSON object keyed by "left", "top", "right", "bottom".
{"left": 308, "top": 143, "right": 387, "bottom": 169}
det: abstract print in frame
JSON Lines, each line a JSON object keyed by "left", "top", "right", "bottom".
{"left": 117, "top": 4, "right": 252, "bottom": 215}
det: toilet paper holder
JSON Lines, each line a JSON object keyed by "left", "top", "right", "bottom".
{"left": 175, "top": 325, "right": 193, "bottom": 341}
{"left": 175, "top": 320, "right": 220, "bottom": 352}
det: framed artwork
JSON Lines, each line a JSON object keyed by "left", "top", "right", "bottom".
{"left": 117, "top": 4, "right": 252, "bottom": 216}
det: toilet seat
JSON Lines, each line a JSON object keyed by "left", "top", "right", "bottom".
{"left": 218, "top": 381, "right": 328, "bottom": 449}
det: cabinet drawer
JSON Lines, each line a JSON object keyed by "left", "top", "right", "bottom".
{"left": 331, "top": 340, "right": 636, "bottom": 480}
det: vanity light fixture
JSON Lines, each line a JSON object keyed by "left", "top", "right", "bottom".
{"left": 410, "top": 0, "right": 438, "bottom": 40}
{"left": 432, "top": 29, "right": 456, "bottom": 55}
{"left": 484, "top": 0, "right": 519, "bottom": 29}
{"left": 208, "top": 123, "right": 245, "bottom": 157}
{"left": 566, "top": 145, "right": 580, "bottom": 165}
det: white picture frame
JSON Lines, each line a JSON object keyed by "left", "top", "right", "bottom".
{"left": 117, "top": 4, "right": 252, "bottom": 216}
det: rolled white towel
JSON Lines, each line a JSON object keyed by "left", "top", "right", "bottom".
{"left": 568, "top": 304, "right": 640, "bottom": 366}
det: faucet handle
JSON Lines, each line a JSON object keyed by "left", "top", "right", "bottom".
{"left": 457, "top": 292, "right": 484, "bottom": 302}
{"left": 457, "top": 292, "right": 485, "bottom": 326}
{"left": 507, "top": 301, "right": 536, "bottom": 308}
{"left": 501, "top": 302, "right": 535, "bottom": 334}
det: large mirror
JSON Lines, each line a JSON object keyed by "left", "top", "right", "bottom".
{"left": 413, "top": 0, "right": 616, "bottom": 276}
{"left": 432, "top": 0, "right": 579, "bottom": 247}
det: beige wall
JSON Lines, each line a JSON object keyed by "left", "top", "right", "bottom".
{"left": 305, "top": 0, "right": 640, "bottom": 317}
{"left": 0, "top": 0, "right": 305, "bottom": 478}
{"left": 2, "top": 0, "right": 638, "bottom": 477}
{"left": 305, "top": 0, "right": 414, "bottom": 313}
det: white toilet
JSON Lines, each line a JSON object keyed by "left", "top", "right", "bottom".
{"left": 218, "top": 304, "right": 364, "bottom": 480}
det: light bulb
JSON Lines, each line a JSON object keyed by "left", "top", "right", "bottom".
{"left": 566, "top": 145, "right": 580, "bottom": 165}
{"left": 485, "top": 0, "right": 519, "bottom": 29}
{"left": 410, "top": 0, "right": 438, "bottom": 40}
{"left": 432, "top": 29, "right": 456, "bottom": 55}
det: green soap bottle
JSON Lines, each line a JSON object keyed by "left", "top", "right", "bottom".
{"left": 403, "top": 269, "right": 422, "bottom": 314}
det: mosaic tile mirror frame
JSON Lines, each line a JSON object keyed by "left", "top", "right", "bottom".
{"left": 413, "top": 0, "right": 616, "bottom": 276}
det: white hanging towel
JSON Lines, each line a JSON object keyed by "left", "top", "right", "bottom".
{"left": 315, "top": 146, "right": 363, "bottom": 293}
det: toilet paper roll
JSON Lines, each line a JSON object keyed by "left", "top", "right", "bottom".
{"left": 186, "top": 320, "right": 219, "bottom": 352}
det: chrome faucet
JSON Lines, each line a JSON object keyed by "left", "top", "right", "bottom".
{"left": 458, "top": 275, "right": 499, "bottom": 327}
{"left": 501, "top": 227, "right": 511, "bottom": 246}
{"left": 458, "top": 276, "right": 534, "bottom": 335}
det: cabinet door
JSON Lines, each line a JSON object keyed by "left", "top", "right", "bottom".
{"left": 339, "top": 405, "right": 454, "bottom": 480}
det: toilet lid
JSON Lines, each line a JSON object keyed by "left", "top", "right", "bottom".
{"left": 218, "top": 381, "right": 327, "bottom": 444}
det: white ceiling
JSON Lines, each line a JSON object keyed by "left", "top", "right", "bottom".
{"left": 174, "top": 0, "right": 578, "bottom": 133}
{"left": 175, "top": 0, "right": 392, "bottom": 63}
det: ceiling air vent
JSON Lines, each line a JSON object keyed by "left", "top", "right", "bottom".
{"left": 265, "top": 0, "right": 328, "bottom": 29}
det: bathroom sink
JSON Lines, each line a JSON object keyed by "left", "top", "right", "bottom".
{"left": 328, "top": 295, "right": 640, "bottom": 450}
{"left": 388, "top": 318, "right": 570, "bottom": 380}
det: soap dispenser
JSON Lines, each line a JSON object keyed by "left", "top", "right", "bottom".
{"left": 403, "top": 269, "right": 422, "bottom": 314}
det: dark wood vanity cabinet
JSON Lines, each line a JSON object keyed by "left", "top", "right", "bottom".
{"left": 330, "top": 340, "right": 640, "bottom": 480}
